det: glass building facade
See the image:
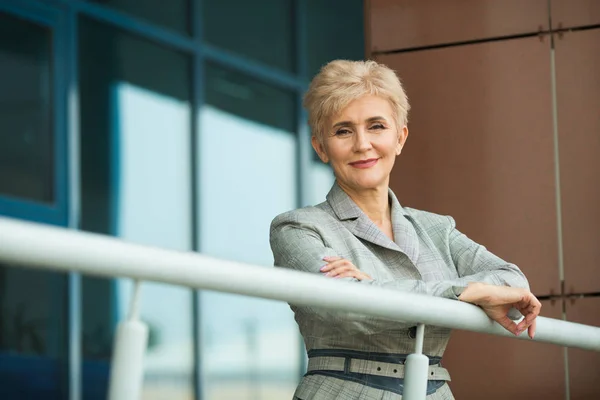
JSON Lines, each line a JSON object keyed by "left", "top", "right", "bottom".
{"left": 0, "top": 0, "right": 364, "bottom": 399}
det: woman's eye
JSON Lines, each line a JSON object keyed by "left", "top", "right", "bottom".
{"left": 335, "top": 128, "right": 352, "bottom": 135}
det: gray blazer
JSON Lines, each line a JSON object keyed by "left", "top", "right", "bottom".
{"left": 270, "top": 182, "right": 529, "bottom": 400}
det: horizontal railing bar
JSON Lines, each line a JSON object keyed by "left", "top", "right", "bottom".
{"left": 0, "top": 216, "right": 599, "bottom": 352}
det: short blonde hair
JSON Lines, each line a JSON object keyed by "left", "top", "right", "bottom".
{"left": 304, "top": 60, "right": 410, "bottom": 144}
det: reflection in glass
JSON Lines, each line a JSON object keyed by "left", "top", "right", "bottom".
{"left": 200, "top": 66, "right": 300, "bottom": 399}
{"left": 0, "top": 13, "right": 54, "bottom": 204}
{"left": 204, "top": 0, "right": 294, "bottom": 72}
{"left": 79, "top": 18, "right": 193, "bottom": 400}
{"left": 0, "top": 263, "right": 67, "bottom": 400}
{"left": 88, "top": 0, "right": 190, "bottom": 34}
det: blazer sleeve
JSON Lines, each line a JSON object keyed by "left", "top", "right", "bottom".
{"left": 446, "top": 216, "right": 529, "bottom": 290}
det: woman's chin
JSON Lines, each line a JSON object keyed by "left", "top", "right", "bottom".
{"left": 343, "top": 176, "right": 388, "bottom": 191}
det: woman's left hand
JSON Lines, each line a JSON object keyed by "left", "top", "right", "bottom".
{"left": 320, "top": 256, "right": 372, "bottom": 281}
{"left": 459, "top": 282, "right": 541, "bottom": 338}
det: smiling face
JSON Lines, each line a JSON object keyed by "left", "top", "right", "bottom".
{"left": 312, "top": 95, "right": 408, "bottom": 193}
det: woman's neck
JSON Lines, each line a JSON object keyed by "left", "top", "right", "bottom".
{"left": 338, "top": 181, "right": 391, "bottom": 225}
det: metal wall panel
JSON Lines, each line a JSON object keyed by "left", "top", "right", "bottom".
{"left": 378, "top": 36, "right": 559, "bottom": 296}
{"left": 443, "top": 299, "right": 564, "bottom": 399}
{"left": 369, "top": 0, "right": 548, "bottom": 52}
{"left": 565, "top": 296, "right": 600, "bottom": 400}
{"left": 555, "top": 29, "right": 600, "bottom": 295}
{"left": 550, "top": 0, "right": 600, "bottom": 29}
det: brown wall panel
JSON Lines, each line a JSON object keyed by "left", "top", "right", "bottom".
{"left": 551, "top": 0, "right": 600, "bottom": 29}
{"left": 369, "top": 0, "right": 548, "bottom": 53}
{"left": 555, "top": 29, "right": 600, "bottom": 295}
{"left": 444, "top": 300, "right": 564, "bottom": 399}
{"left": 565, "top": 297, "right": 600, "bottom": 400}
{"left": 378, "top": 37, "right": 559, "bottom": 296}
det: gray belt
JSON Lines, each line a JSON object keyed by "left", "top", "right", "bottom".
{"left": 307, "top": 355, "right": 451, "bottom": 381}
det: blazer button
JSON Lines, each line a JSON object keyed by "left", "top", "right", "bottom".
{"left": 408, "top": 326, "right": 417, "bottom": 339}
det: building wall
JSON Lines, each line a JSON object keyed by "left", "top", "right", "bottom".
{"left": 365, "top": 1, "right": 600, "bottom": 399}
{"left": 0, "top": 0, "right": 364, "bottom": 399}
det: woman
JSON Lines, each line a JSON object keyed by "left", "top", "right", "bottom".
{"left": 270, "top": 60, "right": 541, "bottom": 400}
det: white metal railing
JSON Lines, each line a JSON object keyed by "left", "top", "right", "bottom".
{"left": 1, "top": 216, "right": 599, "bottom": 399}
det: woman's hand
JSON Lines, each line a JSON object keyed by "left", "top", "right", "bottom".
{"left": 459, "top": 282, "right": 542, "bottom": 339}
{"left": 320, "top": 256, "right": 372, "bottom": 281}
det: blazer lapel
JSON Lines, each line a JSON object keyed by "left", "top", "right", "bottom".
{"left": 326, "top": 182, "right": 418, "bottom": 262}
{"left": 389, "top": 189, "right": 420, "bottom": 264}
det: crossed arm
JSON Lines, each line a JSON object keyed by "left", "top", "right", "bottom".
{"left": 270, "top": 215, "right": 541, "bottom": 338}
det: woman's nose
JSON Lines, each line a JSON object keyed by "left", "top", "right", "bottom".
{"left": 352, "top": 130, "right": 372, "bottom": 152}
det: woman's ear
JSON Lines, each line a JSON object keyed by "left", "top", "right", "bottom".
{"left": 311, "top": 135, "right": 329, "bottom": 163}
{"left": 396, "top": 126, "right": 409, "bottom": 155}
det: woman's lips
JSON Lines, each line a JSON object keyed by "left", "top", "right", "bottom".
{"left": 349, "top": 158, "right": 379, "bottom": 168}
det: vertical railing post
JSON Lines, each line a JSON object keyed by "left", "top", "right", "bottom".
{"left": 108, "top": 280, "right": 148, "bottom": 400}
{"left": 403, "top": 323, "right": 429, "bottom": 400}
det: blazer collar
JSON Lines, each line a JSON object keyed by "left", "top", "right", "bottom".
{"left": 326, "top": 182, "right": 419, "bottom": 263}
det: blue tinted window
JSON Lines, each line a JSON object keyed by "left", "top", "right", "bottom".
{"left": 306, "top": 0, "right": 365, "bottom": 77}
{"left": 79, "top": 17, "right": 194, "bottom": 400}
{"left": 0, "top": 264, "right": 68, "bottom": 400}
{"left": 199, "top": 65, "right": 300, "bottom": 399}
{"left": 0, "top": 13, "right": 54, "bottom": 204}
{"left": 204, "top": 0, "right": 295, "bottom": 72}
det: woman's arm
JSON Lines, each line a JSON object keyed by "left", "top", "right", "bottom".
{"left": 271, "top": 214, "right": 540, "bottom": 337}
{"left": 270, "top": 219, "right": 461, "bottom": 298}
{"left": 271, "top": 216, "right": 524, "bottom": 300}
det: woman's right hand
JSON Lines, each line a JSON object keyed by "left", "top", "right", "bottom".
{"left": 458, "top": 282, "right": 541, "bottom": 339}
{"left": 320, "top": 256, "right": 372, "bottom": 281}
